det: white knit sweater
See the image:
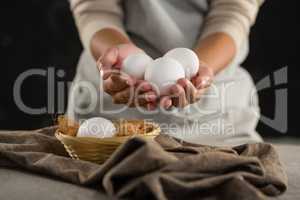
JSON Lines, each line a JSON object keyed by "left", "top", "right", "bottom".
{"left": 69, "top": 0, "right": 264, "bottom": 54}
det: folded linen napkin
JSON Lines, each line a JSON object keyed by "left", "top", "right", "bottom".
{"left": 0, "top": 126, "right": 287, "bottom": 200}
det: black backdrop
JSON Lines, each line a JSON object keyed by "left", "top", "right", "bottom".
{"left": 0, "top": 0, "right": 297, "bottom": 137}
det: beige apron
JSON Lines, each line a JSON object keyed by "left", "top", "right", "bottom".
{"left": 67, "top": 0, "right": 263, "bottom": 146}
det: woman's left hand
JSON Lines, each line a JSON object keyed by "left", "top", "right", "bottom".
{"left": 160, "top": 62, "right": 214, "bottom": 109}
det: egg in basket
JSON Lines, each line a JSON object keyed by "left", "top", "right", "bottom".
{"left": 55, "top": 116, "right": 160, "bottom": 164}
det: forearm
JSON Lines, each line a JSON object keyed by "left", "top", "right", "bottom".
{"left": 90, "top": 28, "right": 131, "bottom": 60}
{"left": 194, "top": 32, "right": 236, "bottom": 75}
{"left": 195, "top": 0, "right": 265, "bottom": 75}
{"left": 69, "top": 0, "right": 127, "bottom": 60}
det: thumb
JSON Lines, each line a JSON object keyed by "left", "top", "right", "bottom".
{"left": 102, "top": 47, "right": 119, "bottom": 68}
{"left": 192, "top": 65, "right": 214, "bottom": 89}
{"left": 99, "top": 47, "right": 119, "bottom": 79}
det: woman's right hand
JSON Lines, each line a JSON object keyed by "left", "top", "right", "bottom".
{"left": 97, "top": 43, "right": 158, "bottom": 110}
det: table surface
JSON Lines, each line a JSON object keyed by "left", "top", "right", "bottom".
{"left": 0, "top": 143, "right": 299, "bottom": 200}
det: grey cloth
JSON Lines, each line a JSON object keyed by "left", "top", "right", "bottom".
{"left": 122, "top": 0, "right": 248, "bottom": 65}
{"left": 123, "top": 0, "right": 209, "bottom": 57}
{"left": 2, "top": 143, "right": 299, "bottom": 200}
{"left": 67, "top": 0, "right": 261, "bottom": 146}
{"left": 0, "top": 127, "right": 288, "bottom": 200}
{"left": 0, "top": 169, "right": 109, "bottom": 200}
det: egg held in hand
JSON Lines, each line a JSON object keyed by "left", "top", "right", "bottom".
{"left": 145, "top": 57, "right": 185, "bottom": 95}
{"left": 77, "top": 117, "right": 116, "bottom": 138}
{"left": 121, "top": 53, "right": 153, "bottom": 79}
{"left": 164, "top": 48, "right": 199, "bottom": 79}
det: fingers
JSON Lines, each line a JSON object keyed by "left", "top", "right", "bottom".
{"left": 165, "top": 78, "right": 203, "bottom": 108}
{"left": 98, "top": 46, "right": 214, "bottom": 109}
{"left": 97, "top": 47, "right": 119, "bottom": 80}
{"left": 104, "top": 71, "right": 158, "bottom": 110}
{"left": 136, "top": 80, "right": 153, "bottom": 92}
{"left": 102, "top": 47, "right": 118, "bottom": 69}
{"left": 159, "top": 96, "right": 172, "bottom": 109}
{"left": 170, "top": 84, "right": 188, "bottom": 108}
{"left": 105, "top": 73, "right": 208, "bottom": 109}
{"left": 113, "top": 89, "right": 158, "bottom": 110}
{"left": 103, "top": 72, "right": 135, "bottom": 95}
{"left": 192, "top": 75, "right": 212, "bottom": 89}
{"left": 97, "top": 44, "right": 160, "bottom": 110}
{"left": 177, "top": 78, "right": 200, "bottom": 104}
{"left": 138, "top": 91, "right": 157, "bottom": 103}
{"left": 146, "top": 103, "right": 157, "bottom": 111}
{"left": 136, "top": 91, "right": 158, "bottom": 108}
{"left": 112, "top": 87, "right": 132, "bottom": 104}
{"left": 135, "top": 81, "right": 158, "bottom": 110}
{"left": 96, "top": 55, "right": 103, "bottom": 71}
{"left": 111, "top": 72, "right": 136, "bottom": 86}
{"left": 191, "top": 65, "right": 214, "bottom": 89}
{"left": 111, "top": 79, "right": 157, "bottom": 108}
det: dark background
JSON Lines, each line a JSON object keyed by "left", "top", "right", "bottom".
{"left": 0, "top": 0, "right": 296, "bottom": 138}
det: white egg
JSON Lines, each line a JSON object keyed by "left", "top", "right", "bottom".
{"left": 145, "top": 57, "right": 185, "bottom": 95}
{"left": 77, "top": 117, "right": 116, "bottom": 138}
{"left": 121, "top": 53, "right": 153, "bottom": 79}
{"left": 164, "top": 48, "right": 199, "bottom": 79}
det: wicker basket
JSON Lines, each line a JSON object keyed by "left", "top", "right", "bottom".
{"left": 55, "top": 117, "right": 160, "bottom": 164}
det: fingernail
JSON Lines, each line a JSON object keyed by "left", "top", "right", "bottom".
{"left": 146, "top": 94, "right": 157, "bottom": 102}
{"left": 161, "top": 98, "right": 171, "bottom": 108}
{"left": 103, "top": 71, "right": 110, "bottom": 79}
{"left": 202, "top": 77, "right": 212, "bottom": 87}
{"left": 113, "top": 47, "right": 118, "bottom": 57}
{"left": 97, "top": 62, "right": 103, "bottom": 71}
{"left": 98, "top": 54, "right": 104, "bottom": 63}
{"left": 114, "top": 64, "right": 122, "bottom": 70}
{"left": 143, "top": 84, "right": 152, "bottom": 91}
{"left": 126, "top": 79, "right": 135, "bottom": 86}
{"left": 171, "top": 85, "right": 180, "bottom": 93}
{"left": 201, "top": 80, "right": 208, "bottom": 86}
{"left": 165, "top": 100, "right": 172, "bottom": 108}
{"left": 126, "top": 80, "right": 132, "bottom": 86}
{"left": 179, "top": 79, "right": 187, "bottom": 88}
{"left": 196, "top": 79, "right": 207, "bottom": 89}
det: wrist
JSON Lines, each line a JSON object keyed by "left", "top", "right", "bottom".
{"left": 194, "top": 33, "right": 236, "bottom": 75}
{"left": 193, "top": 48, "right": 218, "bottom": 76}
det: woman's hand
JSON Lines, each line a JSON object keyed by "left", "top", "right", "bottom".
{"left": 97, "top": 43, "right": 158, "bottom": 110}
{"left": 160, "top": 32, "right": 236, "bottom": 109}
{"left": 160, "top": 62, "right": 214, "bottom": 109}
